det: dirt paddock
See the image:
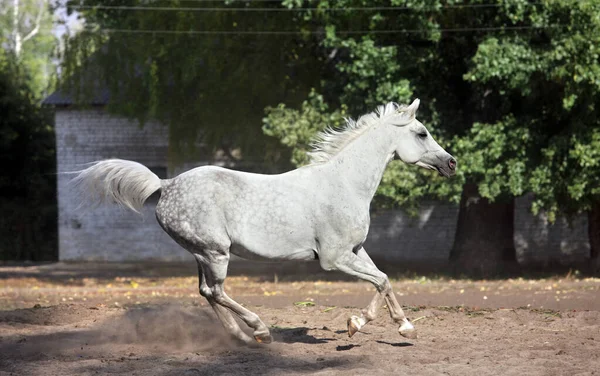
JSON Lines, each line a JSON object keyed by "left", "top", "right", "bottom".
{"left": 1, "top": 262, "right": 599, "bottom": 375}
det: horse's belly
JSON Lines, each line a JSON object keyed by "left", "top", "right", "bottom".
{"left": 228, "top": 224, "right": 318, "bottom": 261}
{"left": 229, "top": 243, "right": 317, "bottom": 262}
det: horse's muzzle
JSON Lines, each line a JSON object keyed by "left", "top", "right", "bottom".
{"left": 436, "top": 156, "right": 457, "bottom": 178}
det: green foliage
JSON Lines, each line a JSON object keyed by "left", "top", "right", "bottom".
{"left": 0, "top": 56, "right": 57, "bottom": 260}
{"left": 462, "top": 0, "right": 600, "bottom": 221}
{"left": 324, "top": 36, "right": 414, "bottom": 112}
{"left": 63, "top": 0, "right": 600, "bottom": 220}
{"left": 62, "top": 0, "right": 323, "bottom": 168}
{"left": 261, "top": 0, "right": 600, "bottom": 219}
{"left": 451, "top": 117, "right": 531, "bottom": 200}
{"left": 0, "top": 0, "right": 58, "bottom": 99}
{"left": 464, "top": 38, "right": 543, "bottom": 94}
{"left": 530, "top": 127, "right": 600, "bottom": 222}
{"left": 263, "top": 90, "right": 348, "bottom": 166}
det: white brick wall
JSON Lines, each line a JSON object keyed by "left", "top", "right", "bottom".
{"left": 56, "top": 109, "right": 190, "bottom": 262}
{"left": 365, "top": 197, "right": 590, "bottom": 264}
{"left": 55, "top": 109, "right": 591, "bottom": 263}
{"left": 365, "top": 202, "right": 459, "bottom": 261}
{"left": 514, "top": 194, "right": 590, "bottom": 263}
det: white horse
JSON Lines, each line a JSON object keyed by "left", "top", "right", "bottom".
{"left": 73, "top": 99, "right": 456, "bottom": 345}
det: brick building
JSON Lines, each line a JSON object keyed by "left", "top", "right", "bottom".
{"left": 44, "top": 92, "right": 590, "bottom": 265}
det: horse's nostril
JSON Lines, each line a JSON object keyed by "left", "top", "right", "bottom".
{"left": 448, "top": 158, "right": 456, "bottom": 170}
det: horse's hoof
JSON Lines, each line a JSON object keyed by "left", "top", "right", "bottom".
{"left": 254, "top": 332, "right": 273, "bottom": 344}
{"left": 347, "top": 316, "right": 362, "bottom": 337}
{"left": 399, "top": 320, "right": 417, "bottom": 339}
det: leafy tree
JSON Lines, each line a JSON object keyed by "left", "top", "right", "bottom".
{"left": 542, "top": 132, "right": 600, "bottom": 271}
{"left": 0, "top": 56, "right": 56, "bottom": 260}
{"left": 263, "top": 0, "right": 600, "bottom": 274}
{"left": 63, "top": 0, "right": 600, "bottom": 273}
{"left": 463, "top": 0, "right": 600, "bottom": 271}
{"left": 0, "top": 1, "right": 57, "bottom": 260}
{"left": 0, "top": 0, "right": 57, "bottom": 98}
{"left": 61, "top": 0, "right": 324, "bottom": 169}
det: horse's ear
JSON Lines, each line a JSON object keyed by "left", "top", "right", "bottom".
{"left": 397, "top": 99, "right": 420, "bottom": 122}
{"left": 406, "top": 98, "right": 420, "bottom": 118}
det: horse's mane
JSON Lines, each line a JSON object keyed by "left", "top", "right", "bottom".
{"left": 307, "top": 102, "right": 413, "bottom": 164}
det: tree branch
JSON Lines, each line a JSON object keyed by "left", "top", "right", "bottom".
{"left": 22, "top": 0, "right": 45, "bottom": 43}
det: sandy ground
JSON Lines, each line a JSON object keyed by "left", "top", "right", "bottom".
{"left": 0, "top": 262, "right": 599, "bottom": 375}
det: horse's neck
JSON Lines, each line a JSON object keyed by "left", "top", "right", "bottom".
{"left": 325, "top": 125, "right": 395, "bottom": 204}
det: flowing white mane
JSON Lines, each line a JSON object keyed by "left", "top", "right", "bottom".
{"left": 307, "top": 101, "right": 413, "bottom": 164}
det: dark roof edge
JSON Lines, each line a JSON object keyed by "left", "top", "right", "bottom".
{"left": 43, "top": 87, "right": 111, "bottom": 106}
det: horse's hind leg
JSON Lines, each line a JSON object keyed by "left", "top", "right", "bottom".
{"left": 193, "top": 255, "right": 253, "bottom": 344}
{"left": 200, "top": 251, "right": 272, "bottom": 344}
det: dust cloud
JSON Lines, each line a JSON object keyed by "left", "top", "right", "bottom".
{"left": 0, "top": 304, "right": 240, "bottom": 361}
{"left": 97, "top": 304, "right": 241, "bottom": 351}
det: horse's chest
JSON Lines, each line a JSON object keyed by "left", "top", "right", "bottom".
{"left": 319, "top": 205, "right": 370, "bottom": 244}
{"left": 348, "top": 215, "right": 371, "bottom": 242}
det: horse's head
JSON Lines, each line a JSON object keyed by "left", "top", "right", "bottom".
{"left": 391, "top": 99, "right": 456, "bottom": 177}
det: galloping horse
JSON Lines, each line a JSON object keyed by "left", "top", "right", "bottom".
{"left": 73, "top": 99, "right": 456, "bottom": 345}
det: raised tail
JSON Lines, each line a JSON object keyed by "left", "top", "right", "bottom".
{"left": 71, "top": 159, "right": 166, "bottom": 213}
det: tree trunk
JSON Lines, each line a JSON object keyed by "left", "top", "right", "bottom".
{"left": 13, "top": 0, "right": 21, "bottom": 57}
{"left": 449, "top": 183, "right": 518, "bottom": 276}
{"left": 589, "top": 202, "right": 600, "bottom": 273}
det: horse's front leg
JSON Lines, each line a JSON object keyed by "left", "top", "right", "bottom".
{"left": 355, "top": 247, "right": 416, "bottom": 339}
{"left": 324, "top": 247, "right": 416, "bottom": 339}
{"left": 347, "top": 285, "right": 385, "bottom": 337}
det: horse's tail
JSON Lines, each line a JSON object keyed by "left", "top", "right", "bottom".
{"left": 71, "top": 159, "right": 167, "bottom": 213}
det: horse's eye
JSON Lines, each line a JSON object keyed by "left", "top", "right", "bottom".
{"left": 418, "top": 132, "right": 427, "bottom": 138}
